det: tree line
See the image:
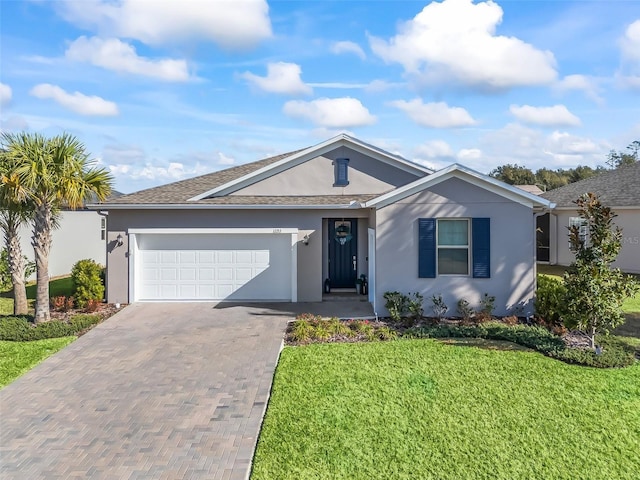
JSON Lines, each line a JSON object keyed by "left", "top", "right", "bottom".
{"left": 489, "top": 141, "right": 639, "bottom": 190}
{"left": 1, "top": 132, "right": 113, "bottom": 322}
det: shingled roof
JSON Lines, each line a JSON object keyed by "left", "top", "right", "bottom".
{"left": 103, "top": 150, "right": 303, "bottom": 205}
{"left": 541, "top": 162, "right": 640, "bottom": 207}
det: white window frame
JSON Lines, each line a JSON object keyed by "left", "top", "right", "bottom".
{"left": 436, "top": 218, "right": 470, "bottom": 276}
{"left": 100, "top": 217, "right": 106, "bottom": 241}
{"left": 569, "top": 217, "right": 588, "bottom": 245}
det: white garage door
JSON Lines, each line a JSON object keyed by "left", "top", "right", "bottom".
{"left": 134, "top": 232, "right": 293, "bottom": 301}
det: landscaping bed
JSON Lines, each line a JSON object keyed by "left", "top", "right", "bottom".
{"left": 286, "top": 315, "right": 638, "bottom": 368}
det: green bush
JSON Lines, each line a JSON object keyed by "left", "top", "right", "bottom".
{"left": 71, "top": 259, "right": 105, "bottom": 308}
{"left": 383, "top": 291, "right": 409, "bottom": 323}
{"left": 0, "top": 314, "right": 102, "bottom": 341}
{"left": 535, "top": 274, "right": 566, "bottom": 326}
{"left": 404, "top": 322, "right": 634, "bottom": 368}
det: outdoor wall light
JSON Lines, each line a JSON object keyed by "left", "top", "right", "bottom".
{"left": 303, "top": 234, "right": 310, "bottom": 245}
{"left": 116, "top": 234, "right": 124, "bottom": 247}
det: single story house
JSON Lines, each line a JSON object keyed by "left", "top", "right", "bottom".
{"left": 92, "top": 135, "right": 554, "bottom": 316}
{"left": 539, "top": 161, "right": 640, "bottom": 274}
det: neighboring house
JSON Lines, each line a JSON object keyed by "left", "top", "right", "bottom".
{"left": 92, "top": 135, "right": 554, "bottom": 316}
{"left": 539, "top": 162, "right": 640, "bottom": 274}
{"left": 6, "top": 191, "right": 123, "bottom": 279}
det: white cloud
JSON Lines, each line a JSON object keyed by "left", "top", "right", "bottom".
{"left": 477, "top": 123, "right": 610, "bottom": 172}
{"left": 29, "top": 83, "right": 119, "bottom": 116}
{"left": 66, "top": 36, "right": 191, "bottom": 82}
{"left": 241, "top": 62, "right": 312, "bottom": 95}
{"left": 620, "top": 20, "right": 640, "bottom": 62}
{"left": 389, "top": 99, "right": 476, "bottom": 128}
{"left": 509, "top": 104, "right": 581, "bottom": 127}
{"left": 331, "top": 41, "right": 366, "bottom": 60}
{"left": 0, "top": 83, "right": 12, "bottom": 106}
{"left": 109, "top": 161, "right": 210, "bottom": 182}
{"left": 217, "top": 152, "right": 236, "bottom": 165}
{"left": 369, "top": 0, "right": 557, "bottom": 90}
{"left": 56, "top": 0, "right": 272, "bottom": 49}
{"left": 554, "top": 75, "right": 603, "bottom": 104}
{"left": 414, "top": 140, "right": 455, "bottom": 159}
{"left": 618, "top": 20, "right": 640, "bottom": 90}
{"left": 283, "top": 97, "right": 376, "bottom": 128}
{"left": 457, "top": 148, "right": 482, "bottom": 161}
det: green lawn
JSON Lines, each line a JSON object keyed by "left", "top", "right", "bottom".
{"left": 0, "top": 276, "right": 75, "bottom": 315}
{"left": 0, "top": 337, "right": 74, "bottom": 388}
{"left": 251, "top": 340, "right": 640, "bottom": 480}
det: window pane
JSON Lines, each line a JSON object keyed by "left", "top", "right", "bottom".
{"left": 438, "top": 220, "right": 468, "bottom": 246}
{"left": 438, "top": 249, "right": 468, "bottom": 275}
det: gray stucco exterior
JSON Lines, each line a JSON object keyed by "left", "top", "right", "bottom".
{"left": 549, "top": 209, "right": 640, "bottom": 274}
{"left": 97, "top": 135, "right": 551, "bottom": 315}
{"left": 374, "top": 178, "right": 537, "bottom": 317}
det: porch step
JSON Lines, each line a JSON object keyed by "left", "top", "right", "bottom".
{"left": 323, "top": 293, "right": 368, "bottom": 302}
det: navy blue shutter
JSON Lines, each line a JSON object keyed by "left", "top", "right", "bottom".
{"left": 418, "top": 218, "right": 436, "bottom": 278}
{"left": 472, "top": 218, "right": 490, "bottom": 278}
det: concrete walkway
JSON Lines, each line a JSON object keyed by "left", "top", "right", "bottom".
{"left": 0, "top": 303, "right": 291, "bottom": 480}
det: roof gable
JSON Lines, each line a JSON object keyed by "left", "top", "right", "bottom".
{"left": 365, "top": 164, "right": 555, "bottom": 210}
{"left": 188, "top": 134, "right": 432, "bottom": 201}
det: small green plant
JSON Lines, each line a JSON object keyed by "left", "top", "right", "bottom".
{"left": 383, "top": 291, "right": 409, "bottom": 322}
{"left": 535, "top": 274, "right": 566, "bottom": 327}
{"left": 290, "top": 319, "right": 314, "bottom": 343}
{"left": 477, "top": 293, "right": 496, "bottom": 323}
{"left": 406, "top": 292, "right": 424, "bottom": 326}
{"left": 71, "top": 259, "right": 105, "bottom": 309}
{"left": 431, "top": 294, "right": 449, "bottom": 322}
{"left": 457, "top": 299, "right": 474, "bottom": 323}
{"left": 0, "top": 314, "right": 102, "bottom": 341}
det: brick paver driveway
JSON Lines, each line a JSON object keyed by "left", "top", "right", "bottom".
{"left": 0, "top": 303, "right": 289, "bottom": 480}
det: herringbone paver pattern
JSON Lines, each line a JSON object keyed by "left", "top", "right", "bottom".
{"left": 0, "top": 303, "right": 289, "bottom": 479}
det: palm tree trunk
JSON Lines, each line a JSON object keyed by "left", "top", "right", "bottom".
{"left": 7, "top": 228, "right": 28, "bottom": 315}
{"left": 32, "top": 202, "right": 52, "bottom": 323}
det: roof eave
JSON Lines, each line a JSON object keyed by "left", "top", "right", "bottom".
{"left": 87, "top": 202, "right": 365, "bottom": 210}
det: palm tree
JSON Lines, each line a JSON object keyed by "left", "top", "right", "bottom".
{"left": 1, "top": 132, "right": 113, "bottom": 322}
{"left": 0, "top": 153, "right": 31, "bottom": 315}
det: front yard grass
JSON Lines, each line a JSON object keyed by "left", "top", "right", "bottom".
{"left": 0, "top": 337, "right": 74, "bottom": 388}
{"left": 251, "top": 340, "right": 640, "bottom": 480}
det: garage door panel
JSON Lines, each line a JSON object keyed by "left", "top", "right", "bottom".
{"left": 136, "top": 233, "right": 292, "bottom": 301}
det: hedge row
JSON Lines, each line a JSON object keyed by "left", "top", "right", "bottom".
{"left": 405, "top": 322, "right": 636, "bottom": 368}
{"left": 0, "top": 315, "right": 102, "bottom": 341}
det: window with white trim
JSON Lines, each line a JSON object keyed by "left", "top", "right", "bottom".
{"left": 437, "top": 219, "right": 469, "bottom": 275}
{"left": 101, "top": 217, "right": 106, "bottom": 240}
{"left": 569, "top": 217, "right": 588, "bottom": 244}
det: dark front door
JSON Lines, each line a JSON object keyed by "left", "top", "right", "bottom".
{"left": 328, "top": 218, "right": 358, "bottom": 288}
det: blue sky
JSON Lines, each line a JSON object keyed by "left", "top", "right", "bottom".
{"left": 1, "top": 0, "right": 639, "bottom": 193}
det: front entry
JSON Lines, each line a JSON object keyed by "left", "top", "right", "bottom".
{"left": 328, "top": 218, "right": 358, "bottom": 288}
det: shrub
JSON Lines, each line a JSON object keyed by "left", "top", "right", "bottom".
{"left": 406, "top": 292, "right": 424, "bottom": 326}
{"left": 403, "top": 322, "right": 633, "bottom": 368}
{"left": 502, "top": 315, "right": 519, "bottom": 326}
{"left": 84, "top": 299, "right": 101, "bottom": 313}
{"left": 431, "top": 294, "right": 448, "bottom": 322}
{"left": 50, "top": 296, "right": 75, "bottom": 312}
{"left": 290, "top": 319, "right": 314, "bottom": 343}
{"left": 383, "top": 291, "right": 409, "bottom": 323}
{"left": 71, "top": 259, "right": 105, "bottom": 309}
{"left": 477, "top": 293, "right": 496, "bottom": 322}
{"left": 0, "top": 314, "right": 102, "bottom": 341}
{"left": 456, "top": 299, "right": 474, "bottom": 323}
{"left": 535, "top": 275, "right": 566, "bottom": 327}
